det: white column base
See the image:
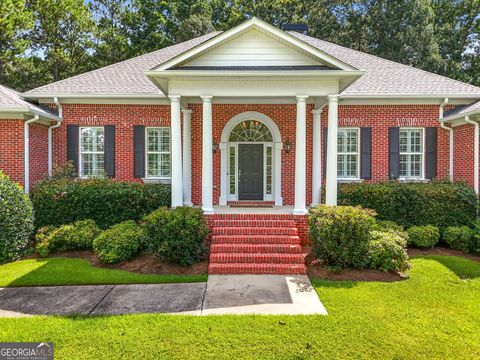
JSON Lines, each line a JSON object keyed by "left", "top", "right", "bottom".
{"left": 292, "top": 208, "right": 309, "bottom": 215}
{"left": 202, "top": 207, "right": 215, "bottom": 215}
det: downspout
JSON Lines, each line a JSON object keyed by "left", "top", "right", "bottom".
{"left": 439, "top": 98, "right": 453, "bottom": 180}
{"left": 49, "top": 97, "right": 63, "bottom": 176}
{"left": 24, "top": 114, "right": 39, "bottom": 194}
{"left": 465, "top": 115, "right": 479, "bottom": 194}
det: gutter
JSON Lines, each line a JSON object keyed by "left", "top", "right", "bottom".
{"left": 48, "top": 97, "right": 63, "bottom": 176}
{"left": 465, "top": 115, "right": 479, "bottom": 194}
{"left": 24, "top": 114, "right": 39, "bottom": 194}
{"left": 439, "top": 98, "right": 453, "bottom": 180}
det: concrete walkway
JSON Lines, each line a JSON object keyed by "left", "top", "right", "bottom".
{"left": 0, "top": 275, "right": 327, "bottom": 317}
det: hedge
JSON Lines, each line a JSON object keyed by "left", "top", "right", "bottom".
{"left": 32, "top": 178, "right": 170, "bottom": 229}
{"left": 337, "top": 181, "right": 477, "bottom": 229}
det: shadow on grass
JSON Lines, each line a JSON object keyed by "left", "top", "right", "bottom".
{"left": 418, "top": 255, "right": 480, "bottom": 280}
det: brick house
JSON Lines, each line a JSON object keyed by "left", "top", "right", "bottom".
{"left": 1, "top": 18, "right": 480, "bottom": 273}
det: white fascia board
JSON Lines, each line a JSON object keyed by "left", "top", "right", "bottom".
{"left": 24, "top": 93, "right": 167, "bottom": 99}
{"left": 146, "top": 70, "right": 364, "bottom": 78}
{"left": 153, "top": 18, "right": 357, "bottom": 72}
{"left": 0, "top": 108, "right": 61, "bottom": 122}
{"left": 440, "top": 110, "right": 480, "bottom": 123}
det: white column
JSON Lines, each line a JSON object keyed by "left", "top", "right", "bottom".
{"left": 274, "top": 142, "right": 283, "bottom": 206}
{"left": 311, "top": 109, "right": 322, "bottom": 207}
{"left": 325, "top": 95, "right": 339, "bottom": 205}
{"left": 201, "top": 95, "right": 214, "bottom": 213}
{"left": 170, "top": 95, "right": 183, "bottom": 208}
{"left": 182, "top": 109, "right": 192, "bottom": 206}
{"left": 293, "top": 95, "right": 309, "bottom": 215}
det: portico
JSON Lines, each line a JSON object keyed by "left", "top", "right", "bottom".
{"left": 145, "top": 17, "right": 363, "bottom": 214}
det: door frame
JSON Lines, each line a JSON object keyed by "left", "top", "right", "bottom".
{"left": 219, "top": 111, "right": 283, "bottom": 206}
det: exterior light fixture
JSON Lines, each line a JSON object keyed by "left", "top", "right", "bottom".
{"left": 212, "top": 142, "right": 219, "bottom": 153}
{"left": 284, "top": 139, "right": 291, "bottom": 153}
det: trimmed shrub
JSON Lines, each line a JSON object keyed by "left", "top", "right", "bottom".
{"left": 32, "top": 177, "right": 170, "bottom": 229}
{"left": 337, "top": 181, "right": 476, "bottom": 229}
{"left": 143, "top": 207, "right": 209, "bottom": 266}
{"left": 407, "top": 225, "right": 440, "bottom": 248}
{"left": 309, "top": 205, "right": 376, "bottom": 269}
{"left": 443, "top": 226, "right": 475, "bottom": 254}
{"left": 0, "top": 172, "right": 35, "bottom": 263}
{"left": 368, "top": 230, "right": 411, "bottom": 272}
{"left": 36, "top": 220, "right": 102, "bottom": 257}
{"left": 93, "top": 221, "right": 143, "bottom": 264}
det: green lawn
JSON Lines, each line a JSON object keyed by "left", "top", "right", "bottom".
{"left": 0, "top": 257, "right": 207, "bottom": 286}
{"left": 0, "top": 255, "right": 479, "bottom": 359}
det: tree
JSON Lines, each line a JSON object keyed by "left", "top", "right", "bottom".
{"left": 28, "top": 0, "right": 95, "bottom": 82}
{"left": 89, "top": 0, "right": 130, "bottom": 67}
{"left": 0, "top": 0, "right": 33, "bottom": 89}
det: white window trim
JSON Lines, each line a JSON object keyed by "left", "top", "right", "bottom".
{"left": 79, "top": 126, "right": 105, "bottom": 179}
{"left": 145, "top": 126, "right": 171, "bottom": 180}
{"left": 399, "top": 127, "right": 425, "bottom": 181}
{"left": 337, "top": 127, "right": 361, "bottom": 181}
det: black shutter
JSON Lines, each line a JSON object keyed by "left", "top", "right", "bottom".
{"left": 104, "top": 125, "right": 115, "bottom": 177}
{"left": 388, "top": 127, "right": 400, "bottom": 180}
{"left": 323, "top": 128, "right": 328, "bottom": 178}
{"left": 425, "top": 127, "right": 438, "bottom": 179}
{"left": 134, "top": 125, "right": 145, "bottom": 178}
{"left": 360, "top": 127, "right": 372, "bottom": 180}
{"left": 66, "top": 125, "right": 79, "bottom": 173}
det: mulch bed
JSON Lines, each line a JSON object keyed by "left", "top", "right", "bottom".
{"left": 28, "top": 250, "right": 209, "bottom": 275}
{"left": 408, "top": 246, "right": 480, "bottom": 263}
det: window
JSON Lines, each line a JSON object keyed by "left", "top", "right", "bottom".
{"left": 399, "top": 128, "right": 424, "bottom": 179}
{"left": 229, "top": 120, "right": 273, "bottom": 142}
{"left": 146, "top": 127, "right": 171, "bottom": 178}
{"left": 337, "top": 128, "right": 359, "bottom": 179}
{"left": 266, "top": 146, "right": 272, "bottom": 194}
{"left": 229, "top": 146, "right": 236, "bottom": 194}
{"left": 80, "top": 127, "right": 105, "bottom": 177}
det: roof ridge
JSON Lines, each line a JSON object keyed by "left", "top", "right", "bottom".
{"left": 290, "top": 32, "right": 480, "bottom": 92}
{"left": 25, "top": 31, "right": 221, "bottom": 94}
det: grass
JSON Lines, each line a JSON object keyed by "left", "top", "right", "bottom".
{"left": 0, "top": 257, "right": 207, "bottom": 286}
{"left": 0, "top": 255, "right": 479, "bottom": 359}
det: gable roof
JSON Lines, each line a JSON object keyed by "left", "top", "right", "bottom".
{"left": 441, "top": 100, "right": 480, "bottom": 122}
{"left": 23, "top": 20, "right": 480, "bottom": 100}
{"left": 0, "top": 84, "right": 60, "bottom": 120}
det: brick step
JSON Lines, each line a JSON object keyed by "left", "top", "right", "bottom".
{"left": 211, "top": 235, "right": 301, "bottom": 244}
{"left": 210, "top": 219, "right": 296, "bottom": 228}
{"left": 211, "top": 243, "right": 303, "bottom": 254}
{"left": 210, "top": 253, "right": 305, "bottom": 264}
{"left": 208, "top": 263, "right": 307, "bottom": 275}
{"left": 212, "top": 226, "right": 298, "bottom": 236}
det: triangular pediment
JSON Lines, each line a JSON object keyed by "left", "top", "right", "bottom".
{"left": 153, "top": 18, "right": 356, "bottom": 72}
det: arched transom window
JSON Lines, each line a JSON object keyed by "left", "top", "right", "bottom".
{"left": 229, "top": 120, "right": 273, "bottom": 142}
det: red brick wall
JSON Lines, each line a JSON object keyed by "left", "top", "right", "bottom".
{"left": 29, "top": 123, "right": 49, "bottom": 188}
{"left": 0, "top": 119, "right": 24, "bottom": 185}
{"left": 322, "top": 104, "right": 450, "bottom": 182}
{"left": 45, "top": 103, "right": 453, "bottom": 206}
{"left": 52, "top": 104, "right": 171, "bottom": 181}
{"left": 453, "top": 124, "right": 475, "bottom": 186}
{"left": 0, "top": 120, "right": 49, "bottom": 191}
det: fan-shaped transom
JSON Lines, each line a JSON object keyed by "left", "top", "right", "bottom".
{"left": 229, "top": 120, "right": 273, "bottom": 142}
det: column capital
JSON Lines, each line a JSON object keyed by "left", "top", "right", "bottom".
{"left": 328, "top": 94, "right": 340, "bottom": 102}
{"left": 200, "top": 95, "right": 213, "bottom": 102}
{"left": 169, "top": 95, "right": 181, "bottom": 102}
{"left": 296, "top": 95, "right": 309, "bottom": 102}
{"left": 181, "top": 109, "right": 192, "bottom": 115}
{"left": 312, "top": 109, "right": 323, "bottom": 115}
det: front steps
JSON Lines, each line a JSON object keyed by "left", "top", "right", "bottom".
{"left": 207, "top": 214, "right": 307, "bottom": 275}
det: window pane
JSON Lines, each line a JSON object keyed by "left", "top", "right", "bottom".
{"left": 81, "top": 128, "right": 94, "bottom": 152}
{"left": 159, "top": 129, "right": 170, "bottom": 152}
{"left": 266, "top": 146, "right": 272, "bottom": 194}
{"left": 159, "top": 153, "right": 171, "bottom": 177}
{"left": 147, "top": 129, "right": 159, "bottom": 152}
{"left": 399, "top": 154, "right": 408, "bottom": 178}
{"left": 229, "top": 147, "right": 235, "bottom": 194}
{"left": 95, "top": 128, "right": 104, "bottom": 152}
{"left": 147, "top": 153, "right": 159, "bottom": 177}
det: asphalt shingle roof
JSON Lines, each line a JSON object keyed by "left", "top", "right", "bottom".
{"left": 0, "top": 84, "right": 59, "bottom": 119}
{"left": 443, "top": 100, "right": 480, "bottom": 119}
{"left": 24, "top": 30, "right": 480, "bottom": 98}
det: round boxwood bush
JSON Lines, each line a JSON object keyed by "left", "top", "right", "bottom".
{"left": 93, "top": 221, "right": 143, "bottom": 264}
{"left": 36, "top": 219, "right": 102, "bottom": 257}
{"left": 443, "top": 226, "right": 475, "bottom": 253}
{"left": 368, "top": 230, "right": 410, "bottom": 273}
{"left": 309, "top": 205, "right": 376, "bottom": 269}
{"left": 407, "top": 225, "right": 440, "bottom": 248}
{"left": 0, "top": 171, "right": 34, "bottom": 263}
{"left": 143, "top": 207, "right": 209, "bottom": 266}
